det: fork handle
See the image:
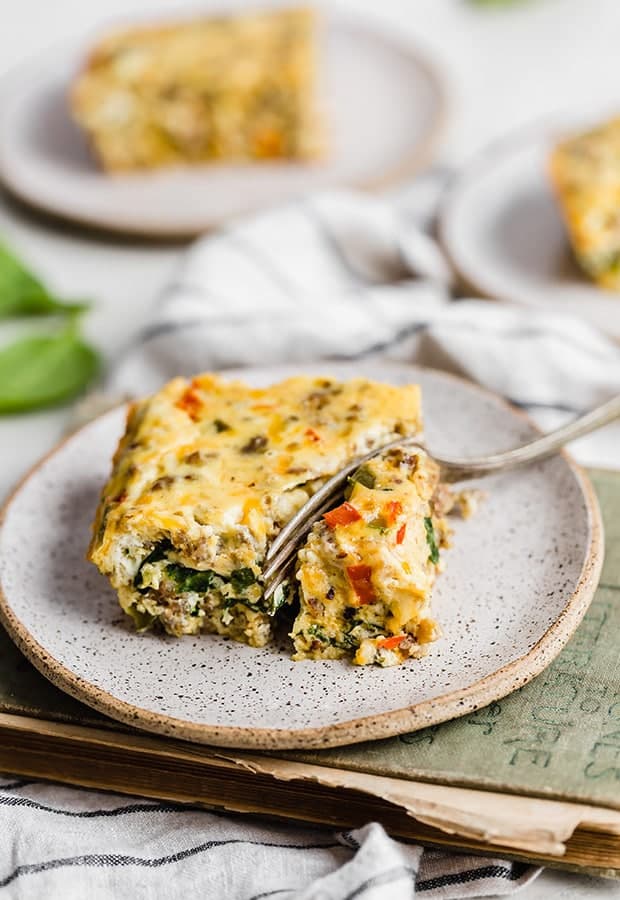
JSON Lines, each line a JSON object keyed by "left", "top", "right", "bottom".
{"left": 439, "top": 394, "right": 620, "bottom": 483}
{"left": 263, "top": 394, "right": 620, "bottom": 597}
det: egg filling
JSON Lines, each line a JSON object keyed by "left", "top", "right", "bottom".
{"left": 292, "top": 447, "right": 448, "bottom": 667}
{"left": 88, "top": 373, "right": 427, "bottom": 655}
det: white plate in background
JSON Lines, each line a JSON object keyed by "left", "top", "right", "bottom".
{"left": 440, "top": 112, "right": 620, "bottom": 340}
{"left": 0, "top": 10, "right": 447, "bottom": 238}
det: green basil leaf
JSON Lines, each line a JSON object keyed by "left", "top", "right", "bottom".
{"left": 0, "top": 243, "right": 89, "bottom": 318}
{"left": 0, "top": 325, "right": 100, "bottom": 413}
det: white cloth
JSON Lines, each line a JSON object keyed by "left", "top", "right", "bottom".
{"left": 108, "top": 179, "right": 620, "bottom": 468}
{"left": 0, "top": 778, "right": 539, "bottom": 899}
{"left": 108, "top": 173, "right": 620, "bottom": 466}
{"left": 12, "top": 176, "right": 620, "bottom": 898}
{"left": 110, "top": 183, "right": 620, "bottom": 405}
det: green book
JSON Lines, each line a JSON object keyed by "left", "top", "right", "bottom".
{"left": 0, "top": 469, "right": 619, "bottom": 871}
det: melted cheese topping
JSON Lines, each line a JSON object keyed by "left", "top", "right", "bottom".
{"left": 88, "top": 373, "right": 424, "bottom": 649}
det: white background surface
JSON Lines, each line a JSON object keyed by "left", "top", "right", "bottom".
{"left": 1, "top": 1, "right": 619, "bottom": 896}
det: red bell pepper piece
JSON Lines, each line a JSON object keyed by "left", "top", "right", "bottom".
{"left": 385, "top": 499, "right": 403, "bottom": 525}
{"left": 346, "top": 564, "right": 376, "bottom": 604}
{"left": 376, "top": 634, "right": 406, "bottom": 650}
{"left": 176, "top": 386, "right": 203, "bottom": 422}
{"left": 323, "top": 502, "right": 362, "bottom": 529}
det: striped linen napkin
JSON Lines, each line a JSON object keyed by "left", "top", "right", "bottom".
{"left": 108, "top": 176, "right": 620, "bottom": 467}
{"left": 0, "top": 778, "right": 538, "bottom": 898}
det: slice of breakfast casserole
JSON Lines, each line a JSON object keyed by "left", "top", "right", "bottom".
{"left": 71, "top": 7, "right": 321, "bottom": 171}
{"left": 88, "top": 374, "right": 423, "bottom": 649}
{"left": 550, "top": 117, "right": 620, "bottom": 290}
{"left": 292, "top": 447, "right": 448, "bottom": 667}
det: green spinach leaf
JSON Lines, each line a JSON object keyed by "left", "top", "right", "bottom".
{"left": 265, "top": 581, "right": 291, "bottom": 616}
{"left": 424, "top": 516, "right": 440, "bottom": 565}
{"left": 167, "top": 565, "right": 216, "bottom": 594}
{"left": 230, "top": 567, "right": 257, "bottom": 593}
{"left": 307, "top": 624, "right": 329, "bottom": 643}
{"left": 134, "top": 542, "right": 172, "bottom": 592}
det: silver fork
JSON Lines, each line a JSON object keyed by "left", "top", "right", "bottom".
{"left": 261, "top": 394, "right": 620, "bottom": 603}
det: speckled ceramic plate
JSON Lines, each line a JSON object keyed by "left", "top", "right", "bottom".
{"left": 0, "top": 5, "right": 447, "bottom": 238}
{"left": 0, "top": 362, "right": 603, "bottom": 750}
{"left": 439, "top": 109, "right": 620, "bottom": 340}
